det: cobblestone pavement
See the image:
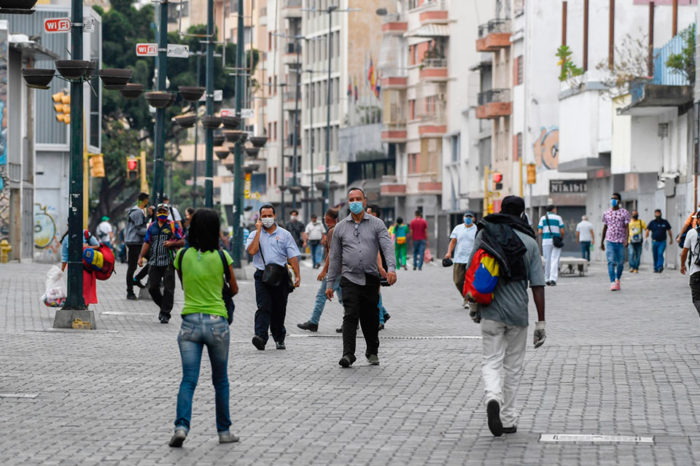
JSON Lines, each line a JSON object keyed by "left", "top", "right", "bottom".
{"left": 0, "top": 257, "right": 698, "bottom": 465}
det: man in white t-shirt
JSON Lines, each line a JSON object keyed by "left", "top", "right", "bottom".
{"left": 304, "top": 214, "right": 327, "bottom": 269}
{"left": 680, "top": 209, "right": 700, "bottom": 318}
{"left": 575, "top": 215, "right": 595, "bottom": 262}
{"left": 162, "top": 195, "right": 182, "bottom": 230}
{"left": 537, "top": 205, "right": 565, "bottom": 286}
{"left": 444, "top": 211, "right": 478, "bottom": 308}
{"left": 96, "top": 216, "right": 114, "bottom": 248}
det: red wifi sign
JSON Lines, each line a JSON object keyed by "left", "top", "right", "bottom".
{"left": 44, "top": 18, "right": 71, "bottom": 33}
{"left": 135, "top": 43, "right": 158, "bottom": 57}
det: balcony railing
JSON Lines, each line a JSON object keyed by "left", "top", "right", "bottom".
{"left": 283, "top": 0, "right": 301, "bottom": 7}
{"left": 478, "top": 19, "right": 510, "bottom": 38}
{"left": 478, "top": 88, "right": 511, "bottom": 105}
{"left": 422, "top": 58, "right": 447, "bottom": 68}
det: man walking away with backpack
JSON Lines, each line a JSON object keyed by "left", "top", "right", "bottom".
{"left": 628, "top": 210, "right": 646, "bottom": 273}
{"left": 124, "top": 192, "right": 151, "bottom": 300}
{"left": 138, "top": 204, "right": 185, "bottom": 323}
{"left": 467, "top": 195, "right": 546, "bottom": 436}
{"left": 537, "top": 205, "right": 564, "bottom": 286}
{"left": 645, "top": 209, "right": 673, "bottom": 273}
{"left": 680, "top": 209, "right": 700, "bottom": 318}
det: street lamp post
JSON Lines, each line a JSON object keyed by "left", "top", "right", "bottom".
{"left": 62, "top": 0, "right": 87, "bottom": 314}
{"left": 291, "top": 40, "right": 302, "bottom": 210}
{"left": 152, "top": 0, "right": 169, "bottom": 206}
{"left": 204, "top": 0, "right": 215, "bottom": 208}
{"left": 231, "top": 0, "right": 245, "bottom": 267}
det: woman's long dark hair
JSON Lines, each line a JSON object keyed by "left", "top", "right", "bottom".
{"left": 188, "top": 208, "right": 220, "bottom": 252}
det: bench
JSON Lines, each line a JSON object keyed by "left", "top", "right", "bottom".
{"left": 559, "top": 257, "right": 588, "bottom": 276}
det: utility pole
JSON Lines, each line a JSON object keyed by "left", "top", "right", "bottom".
{"left": 193, "top": 47, "right": 203, "bottom": 208}
{"left": 324, "top": 5, "right": 336, "bottom": 212}
{"left": 291, "top": 38, "right": 302, "bottom": 210}
{"left": 231, "top": 0, "right": 245, "bottom": 268}
{"left": 152, "top": 0, "right": 168, "bottom": 206}
{"left": 59, "top": 0, "right": 87, "bottom": 318}
{"left": 204, "top": 0, "right": 215, "bottom": 208}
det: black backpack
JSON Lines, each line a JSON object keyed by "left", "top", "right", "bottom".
{"left": 176, "top": 247, "right": 235, "bottom": 325}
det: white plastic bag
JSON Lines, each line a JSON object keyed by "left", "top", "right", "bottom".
{"left": 41, "top": 265, "right": 66, "bottom": 308}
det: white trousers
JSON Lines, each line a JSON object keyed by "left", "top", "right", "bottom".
{"left": 542, "top": 242, "right": 561, "bottom": 282}
{"left": 481, "top": 318, "right": 528, "bottom": 428}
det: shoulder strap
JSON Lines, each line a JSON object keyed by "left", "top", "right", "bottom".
{"left": 218, "top": 249, "right": 231, "bottom": 284}
{"left": 545, "top": 213, "right": 553, "bottom": 235}
{"left": 257, "top": 231, "right": 266, "bottom": 265}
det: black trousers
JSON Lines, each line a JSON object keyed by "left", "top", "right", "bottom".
{"left": 148, "top": 265, "right": 175, "bottom": 315}
{"left": 690, "top": 272, "right": 700, "bottom": 318}
{"left": 340, "top": 275, "right": 380, "bottom": 358}
{"left": 254, "top": 269, "right": 290, "bottom": 343}
{"left": 126, "top": 244, "right": 149, "bottom": 294}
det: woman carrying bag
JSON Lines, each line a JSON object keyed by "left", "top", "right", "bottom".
{"left": 169, "top": 208, "right": 239, "bottom": 447}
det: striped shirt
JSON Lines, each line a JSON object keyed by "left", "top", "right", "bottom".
{"left": 144, "top": 221, "right": 181, "bottom": 266}
{"left": 537, "top": 213, "right": 564, "bottom": 245}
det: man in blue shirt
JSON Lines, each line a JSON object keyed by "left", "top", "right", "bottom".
{"left": 247, "top": 204, "right": 301, "bottom": 350}
{"left": 445, "top": 211, "right": 478, "bottom": 308}
{"left": 645, "top": 209, "right": 673, "bottom": 273}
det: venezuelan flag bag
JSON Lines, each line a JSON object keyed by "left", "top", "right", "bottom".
{"left": 463, "top": 248, "right": 500, "bottom": 305}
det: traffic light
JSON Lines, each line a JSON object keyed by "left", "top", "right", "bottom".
{"left": 126, "top": 156, "right": 139, "bottom": 180}
{"left": 492, "top": 172, "right": 503, "bottom": 191}
{"left": 526, "top": 163, "right": 536, "bottom": 184}
{"left": 52, "top": 91, "right": 70, "bottom": 124}
{"left": 89, "top": 154, "right": 105, "bottom": 178}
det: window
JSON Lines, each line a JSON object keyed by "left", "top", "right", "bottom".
{"left": 268, "top": 32, "right": 272, "bottom": 51}
{"left": 408, "top": 153, "right": 419, "bottom": 174}
{"left": 514, "top": 132, "right": 523, "bottom": 161}
{"left": 409, "top": 99, "right": 416, "bottom": 120}
{"left": 273, "top": 121, "right": 277, "bottom": 141}
{"left": 410, "top": 45, "right": 417, "bottom": 66}
{"left": 451, "top": 134, "right": 460, "bottom": 163}
{"left": 513, "top": 55, "right": 523, "bottom": 86}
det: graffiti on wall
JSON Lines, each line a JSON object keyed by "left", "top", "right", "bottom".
{"left": 34, "top": 203, "right": 60, "bottom": 252}
{"left": 533, "top": 127, "right": 559, "bottom": 170}
{"left": 0, "top": 24, "right": 8, "bottom": 240}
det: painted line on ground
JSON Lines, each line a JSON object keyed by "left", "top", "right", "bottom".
{"left": 540, "top": 434, "right": 654, "bottom": 444}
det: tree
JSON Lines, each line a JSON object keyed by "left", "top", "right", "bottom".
{"left": 666, "top": 24, "right": 696, "bottom": 85}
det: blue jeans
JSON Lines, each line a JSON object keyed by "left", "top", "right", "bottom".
{"left": 628, "top": 242, "right": 642, "bottom": 270}
{"left": 309, "top": 277, "right": 342, "bottom": 325}
{"left": 580, "top": 241, "right": 591, "bottom": 261}
{"left": 175, "top": 313, "right": 231, "bottom": 433}
{"left": 310, "top": 242, "right": 322, "bottom": 267}
{"left": 605, "top": 241, "right": 625, "bottom": 282}
{"left": 652, "top": 240, "right": 667, "bottom": 272}
{"left": 413, "top": 240, "right": 426, "bottom": 270}
{"left": 378, "top": 293, "right": 387, "bottom": 324}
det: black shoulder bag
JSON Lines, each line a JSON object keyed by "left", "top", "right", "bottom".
{"left": 177, "top": 247, "right": 235, "bottom": 325}
{"left": 546, "top": 213, "right": 564, "bottom": 249}
{"left": 259, "top": 236, "right": 295, "bottom": 292}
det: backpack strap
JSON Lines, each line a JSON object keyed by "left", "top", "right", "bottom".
{"left": 218, "top": 249, "right": 231, "bottom": 285}
{"left": 176, "top": 246, "right": 189, "bottom": 288}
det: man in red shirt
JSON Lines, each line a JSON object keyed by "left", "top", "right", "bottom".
{"left": 409, "top": 210, "right": 428, "bottom": 270}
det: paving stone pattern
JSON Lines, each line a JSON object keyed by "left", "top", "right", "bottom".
{"left": 0, "top": 259, "right": 698, "bottom": 465}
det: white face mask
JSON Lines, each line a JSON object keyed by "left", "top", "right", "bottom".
{"left": 290, "top": 215, "right": 297, "bottom": 221}
{"left": 261, "top": 218, "right": 275, "bottom": 228}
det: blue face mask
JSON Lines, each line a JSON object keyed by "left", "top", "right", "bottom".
{"left": 464, "top": 217, "right": 473, "bottom": 226}
{"left": 349, "top": 201, "right": 364, "bottom": 215}
{"left": 611, "top": 199, "right": 619, "bottom": 208}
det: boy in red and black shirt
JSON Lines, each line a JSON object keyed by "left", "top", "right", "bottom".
{"left": 138, "top": 204, "right": 184, "bottom": 323}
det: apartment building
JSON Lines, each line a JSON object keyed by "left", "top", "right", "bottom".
{"left": 379, "top": 0, "right": 451, "bottom": 235}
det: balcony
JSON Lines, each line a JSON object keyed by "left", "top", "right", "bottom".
{"left": 419, "top": 58, "right": 448, "bottom": 82}
{"left": 419, "top": 9, "right": 448, "bottom": 25}
{"left": 418, "top": 181, "right": 442, "bottom": 194}
{"left": 382, "top": 14, "right": 408, "bottom": 35}
{"left": 381, "top": 125, "right": 408, "bottom": 143}
{"left": 281, "top": 0, "right": 301, "bottom": 18}
{"left": 476, "top": 89, "right": 512, "bottom": 119}
{"left": 282, "top": 42, "right": 301, "bottom": 65}
{"left": 380, "top": 175, "right": 407, "bottom": 196}
{"left": 476, "top": 19, "right": 511, "bottom": 52}
{"left": 382, "top": 76, "right": 407, "bottom": 89}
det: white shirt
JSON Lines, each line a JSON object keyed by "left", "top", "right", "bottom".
{"left": 96, "top": 221, "right": 112, "bottom": 242}
{"left": 449, "top": 223, "right": 477, "bottom": 264}
{"left": 576, "top": 220, "right": 594, "bottom": 242}
{"left": 305, "top": 221, "right": 326, "bottom": 241}
{"left": 166, "top": 205, "right": 182, "bottom": 223}
{"left": 684, "top": 228, "right": 700, "bottom": 275}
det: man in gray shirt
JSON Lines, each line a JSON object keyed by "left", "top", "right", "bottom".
{"left": 326, "top": 187, "right": 397, "bottom": 368}
{"left": 468, "top": 195, "right": 546, "bottom": 437}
